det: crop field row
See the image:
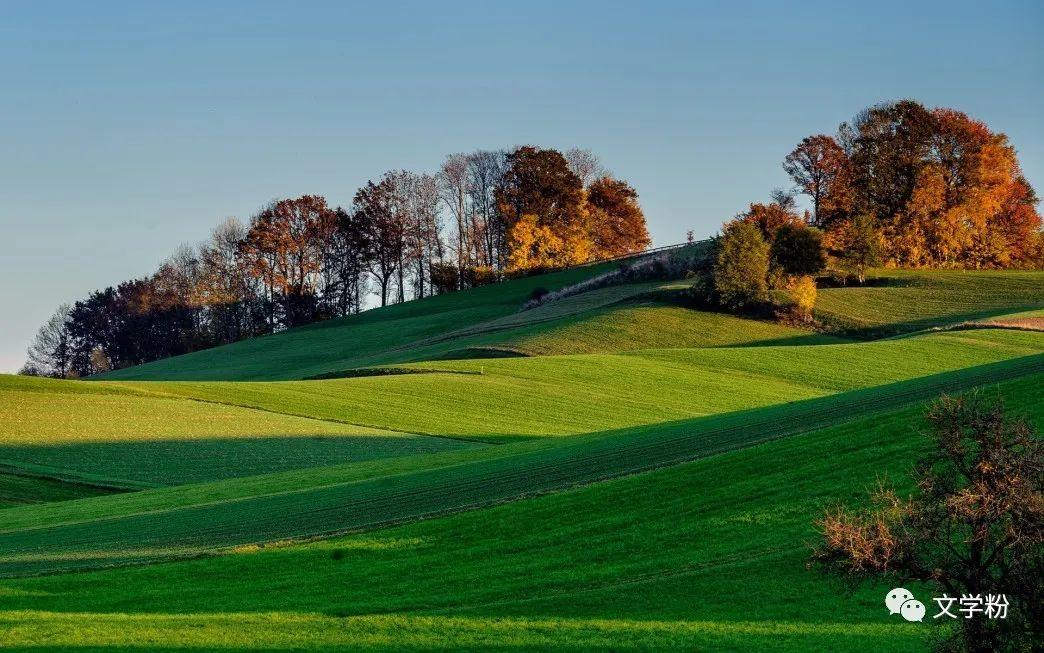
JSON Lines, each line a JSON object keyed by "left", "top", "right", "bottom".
{"left": 1, "top": 356, "right": 1039, "bottom": 578}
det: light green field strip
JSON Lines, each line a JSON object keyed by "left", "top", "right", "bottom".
{"left": 0, "top": 357, "right": 1038, "bottom": 578}
{"left": 7, "top": 371, "right": 1039, "bottom": 651}
{"left": 128, "top": 329, "right": 1044, "bottom": 439}
{"left": 0, "top": 612, "right": 927, "bottom": 652}
{"left": 0, "top": 375, "right": 475, "bottom": 487}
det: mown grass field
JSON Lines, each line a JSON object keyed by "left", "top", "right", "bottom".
{"left": 0, "top": 374, "right": 473, "bottom": 486}
{"left": 3, "top": 373, "right": 1040, "bottom": 651}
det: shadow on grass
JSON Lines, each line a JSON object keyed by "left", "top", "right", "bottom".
{"left": 0, "top": 434, "right": 481, "bottom": 487}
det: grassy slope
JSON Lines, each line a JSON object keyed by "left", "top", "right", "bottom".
{"left": 491, "top": 300, "right": 842, "bottom": 356}
{"left": 816, "top": 268, "right": 1044, "bottom": 335}
{"left": 127, "top": 329, "right": 1044, "bottom": 439}
{"left": 4, "top": 374, "right": 1040, "bottom": 651}
{"left": 1, "top": 359, "right": 1039, "bottom": 578}
{"left": 97, "top": 264, "right": 617, "bottom": 382}
{"left": 0, "top": 375, "right": 473, "bottom": 487}
{"left": 94, "top": 268, "right": 1044, "bottom": 383}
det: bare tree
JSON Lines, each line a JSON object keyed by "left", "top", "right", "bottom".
{"left": 565, "top": 148, "right": 606, "bottom": 187}
{"left": 24, "top": 303, "right": 73, "bottom": 377}
{"left": 439, "top": 153, "right": 474, "bottom": 288}
{"left": 402, "top": 172, "right": 442, "bottom": 298}
{"left": 467, "top": 149, "right": 507, "bottom": 268}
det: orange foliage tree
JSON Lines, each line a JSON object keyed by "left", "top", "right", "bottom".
{"left": 785, "top": 101, "right": 1041, "bottom": 269}
{"left": 586, "top": 176, "right": 651, "bottom": 259}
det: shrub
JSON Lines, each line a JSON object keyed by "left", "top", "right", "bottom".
{"left": 785, "top": 275, "right": 817, "bottom": 320}
{"left": 462, "top": 266, "right": 498, "bottom": 288}
{"left": 770, "top": 224, "right": 826, "bottom": 276}
{"left": 429, "top": 262, "right": 460, "bottom": 295}
{"left": 713, "top": 220, "right": 770, "bottom": 308}
{"left": 839, "top": 214, "right": 883, "bottom": 284}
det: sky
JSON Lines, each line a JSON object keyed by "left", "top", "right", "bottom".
{"left": 1, "top": 0, "right": 1041, "bottom": 372}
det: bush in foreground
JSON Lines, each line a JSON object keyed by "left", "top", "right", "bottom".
{"left": 814, "top": 393, "right": 1042, "bottom": 653}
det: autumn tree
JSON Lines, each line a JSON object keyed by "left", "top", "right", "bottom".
{"left": 353, "top": 176, "right": 405, "bottom": 307}
{"left": 239, "top": 196, "right": 336, "bottom": 327}
{"left": 506, "top": 214, "right": 565, "bottom": 272}
{"left": 586, "top": 176, "right": 651, "bottom": 259}
{"left": 498, "top": 146, "right": 589, "bottom": 270}
{"left": 713, "top": 220, "right": 770, "bottom": 308}
{"left": 737, "top": 201, "right": 802, "bottom": 242}
{"left": 814, "top": 393, "right": 1043, "bottom": 653}
{"left": 783, "top": 135, "right": 853, "bottom": 229}
{"left": 197, "top": 217, "right": 260, "bottom": 343}
{"left": 834, "top": 100, "right": 1041, "bottom": 268}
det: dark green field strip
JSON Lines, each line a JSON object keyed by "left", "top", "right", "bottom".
{"left": 0, "top": 461, "right": 158, "bottom": 492}
{"left": 1, "top": 355, "right": 1040, "bottom": 578}
{"left": 0, "top": 434, "right": 479, "bottom": 487}
{"left": 0, "top": 472, "right": 121, "bottom": 507}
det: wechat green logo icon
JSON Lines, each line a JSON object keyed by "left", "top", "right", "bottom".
{"left": 886, "top": 588, "right": 925, "bottom": 622}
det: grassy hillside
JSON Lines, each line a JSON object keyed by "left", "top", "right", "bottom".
{"left": 128, "top": 329, "right": 1043, "bottom": 439}
{"left": 816, "top": 268, "right": 1044, "bottom": 335}
{"left": 0, "top": 375, "right": 474, "bottom": 487}
{"left": 94, "top": 267, "right": 1044, "bottom": 382}
{"left": 1, "top": 358, "right": 1039, "bottom": 578}
{"left": 97, "top": 263, "right": 618, "bottom": 381}
{"left": 2, "top": 373, "right": 1039, "bottom": 651}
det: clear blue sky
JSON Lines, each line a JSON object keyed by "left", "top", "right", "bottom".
{"left": 1, "top": 0, "right": 1041, "bottom": 372}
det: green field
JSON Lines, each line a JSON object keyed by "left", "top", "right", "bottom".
{"left": 0, "top": 375, "right": 474, "bottom": 486}
{"left": 122, "top": 329, "right": 1043, "bottom": 439}
{"left": 3, "top": 265, "right": 1044, "bottom": 650}
{"left": 815, "top": 269, "right": 1044, "bottom": 335}
{"left": 3, "top": 373, "right": 1039, "bottom": 650}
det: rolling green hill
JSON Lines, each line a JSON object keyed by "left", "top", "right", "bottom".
{"left": 97, "top": 263, "right": 620, "bottom": 381}
{"left": 94, "top": 267, "right": 1044, "bottom": 382}
{"left": 815, "top": 269, "right": 1044, "bottom": 335}
{"left": 1, "top": 355, "right": 1039, "bottom": 578}
{"left": 126, "top": 329, "right": 1043, "bottom": 439}
{"left": 1, "top": 372, "right": 1039, "bottom": 651}
{"left": 5, "top": 265, "right": 1044, "bottom": 651}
